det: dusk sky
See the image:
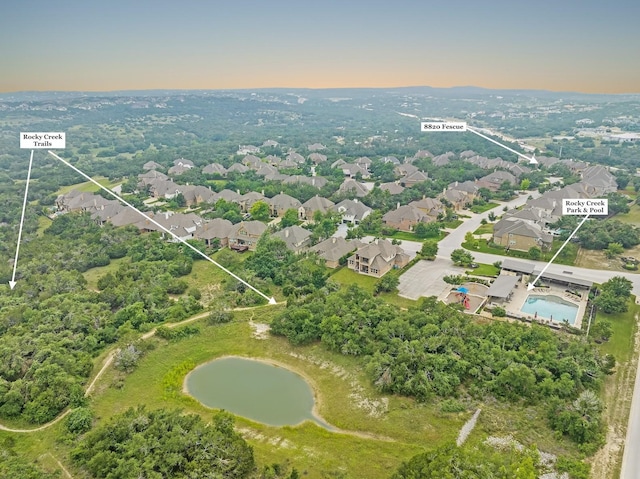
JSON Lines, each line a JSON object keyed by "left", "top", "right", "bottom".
{"left": 2, "top": 0, "right": 638, "bottom": 93}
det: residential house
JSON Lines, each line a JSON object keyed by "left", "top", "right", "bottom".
{"left": 228, "top": 221, "right": 267, "bottom": 251}
{"left": 176, "top": 185, "right": 215, "bottom": 206}
{"left": 237, "top": 145, "right": 261, "bottom": 155}
{"left": 395, "top": 163, "right": 419, "bottom": 177}
{"left": 168, "top": 164, "right": 192, "bottom": 176}
{"left": 286, "top": 152, "right": 305, "bottom": 164}
{"left": 493, "top": 217, "right": 553, "bottom": 252}
{"left": 193, "top": 218, "right": 234, "bottom": 247}
{"left": 432, "top": 152, "right": 454, "bottom": 166}
{"left": 273, "top": 225, "right": 313, "bottom": 253}
{"left": 238, "top": 191, "right": 265, "bottom": 213}
{"left": 268, "top": 193, "right": 302, "bottom": 217}
{"left": 382, "top": 205, "right": 434, "bottom": 232}
{"left": 380, "top": 156, "right": 400, "bottom": 165}
{"left": 307, "top": 143, "right": 326, "bottom": 151}
{"left": 300, "top": 196, "right": 335, "bottom": 220}
{"left": 347, "top": 239, "right": 410, "bottom": 277}
{"left": 242, "top": 154, "right": 262, "bottom": 169}
{"left": 339, "top": 163, "right": 369, "bottom": 179}
{"left": 399, "top": 170, "right": 429, "bottom": 187}
{"left": 141, "top": 212, "right": 203, "bottom": 242}
{"left": 227, "top": 163, "right": 250, "bottom": 174}
{"left": 309, "top": 153, "right": 328, "bottom": 164}
{"left": 379, "top": 182, "right": 405, "bottom": 195}
{"left": 581, "top": 165, "right": 618, "bottom": 195}
{"left": 262, "top": 140, "right": 279, "bottom": 148}
{"left": 213, "top": 189, "right": 242, "bottom": 204}
{"left": 333, "top": 199, "right": 372, "bottom": 224}
{"left": 476, "top": 171, "right": 517, "bottom": 191}
{"left": 409, "top": 197, "right": 445, "bottom": 219}
{"left": 142, "top": 161, "right": 163, "bottom": 171}
{"left": 202, "top": 163, "right": 228, "bottom": 176}
{"left": 310, "top": 237, "right": 361, "bottom": 268}
{"left": 282, "top": 175, "right": 328, "bottom": 189}
{"left": 338, "top": 179, "right": 370, "bottom": 198}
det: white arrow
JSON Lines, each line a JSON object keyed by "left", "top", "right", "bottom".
{"left": 9, "top": 150, "right": 35, "bottom": 290}
{"left": 467, "top": 127, "right": 538, "bottom": 164}
{"left": 48, "top": 151, "right": 277, "bottom": 305}
{"left": 527, "top": 214, "right": 590, "bottom": 291}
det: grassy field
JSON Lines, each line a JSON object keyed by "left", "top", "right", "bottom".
{"left": 472, "top": 223, "right": 494, "bottom": 236}
{"left": 82, "top": 257, "right": 129, "bottom": 290}
{"left": 36, "top": 215, "right": 52, "bottom": 236}
{"left": 465, "top": 263, "right": 500, "bottom": 277}
{"left": 469, "top": 202, "right": 499, "bottom": 214}
{"left": 329, "top": 267, "right": 417, "bottom": 309}
{"left": 590, "top": 300, "right": 639, "bottom": 478}
{"left": 463, "top": 239, "right": 579, "bottom": 266}
{"left": 614, "top": 204, "right": 640, "bottom": 225}
{"left": 56, "top": 176, "right": 121, "bottom": 195}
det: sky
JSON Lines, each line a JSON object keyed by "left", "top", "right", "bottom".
{"left": 1, "top": 0, "right": 639, "bottom": 94}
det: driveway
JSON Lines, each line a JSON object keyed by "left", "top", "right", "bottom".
{"left": 397, "top": 258, "right": 467, "bottom": 300}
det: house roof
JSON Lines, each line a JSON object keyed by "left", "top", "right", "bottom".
{"left": 382, "top": 205, "right": 431, "bottom": 224}
{"left": 302, "top": 196, "right": 335, "bottom": 213}
{"left": 202, "top": 163, "right": 227, "bottom": 175}
{"left": 333, "top": 199, "right": 372, "bottom": 221}
{"left": 494, "top": 218, "right": 552, "bottom": 243}
{"left": 338, "top": 179, "right": 370, "bottom": 197}
{"left": 231, "top": 221, "right": 267, "bottom": 238}
{"left": 500, "top": 258, "right": 535, "bottom": 274}
{"left": 487, "top": 274, "right": 519, "bottom": 298}
{"left": 530, "top": 270, "right": 593, "bottom": 288}
{"left": 310, "top": 237, "right": 361, "bottom": 262}
{"left": 268, "top": 193, "right": 302, "bottom": 210}
{"left": 379, "top": 182, "right": 405, "bottom": 195}
{"left": 227, "top": 163, "right": 250, "bottom": 173}
{"left": 273, "top": 225, "right": 312, "bottom": 250}
{"left": 194, "top": 218, "right": 234, "bottom": 240}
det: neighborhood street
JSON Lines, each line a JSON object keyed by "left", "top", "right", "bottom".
{"left": 397, "top": 192, "right": 640, "bottom": 477}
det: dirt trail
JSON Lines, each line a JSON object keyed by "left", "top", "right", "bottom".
{"left": 590, "top": 313, "right": 640, "bottom": 478}
{"left": 0, "top": 304, "right": 277, "bottom": 433}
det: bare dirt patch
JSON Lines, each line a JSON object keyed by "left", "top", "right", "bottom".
{"left": 575, "top": 247, "right": 640, "bottom": 273}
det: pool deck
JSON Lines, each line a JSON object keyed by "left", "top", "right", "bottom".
{"left": 501, "top": 278, "right": 588, "bottom": 328}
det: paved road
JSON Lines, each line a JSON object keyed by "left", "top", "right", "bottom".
{"left": 401, "top": 192, "right": 640, "bottom": 476}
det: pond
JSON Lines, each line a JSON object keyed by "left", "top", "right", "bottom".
{"left": 184, "top": 356, "right": 333, "bottom": 429}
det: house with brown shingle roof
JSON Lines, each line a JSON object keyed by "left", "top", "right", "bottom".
{"left": 202, "top": 163, "right": 228, "bottom": 176}
{"left": 333, "top": 199, "right": 372, "bottom": 225}
{"left": 338, "top": 179, "right": 370, "bottom": 197}
{"left": 310, "top": 237, "right": 362, "bottom": 268}
{"left": 272, "top": 226, "right": 313, "bottom": 253}
{"left": 228, "top": 221, "right": 267, "bottom": 251}
{"left": 267, "top": 193, "right": 302, "bottom": 217}
{"left": 300, "top": 196, "right": 335, "bottom": 220}
{"left": 193, "top": 218, "right": 234, "bottom": 247}
{"left": 347, "top": 239, "right": 410, "bottom": 278}
{"left": 382, "top": 205, "right": 434, "bottom": 232}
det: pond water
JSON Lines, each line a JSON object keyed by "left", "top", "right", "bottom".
{"left": 185, "top": 356, "right": 333, "bottom": 429}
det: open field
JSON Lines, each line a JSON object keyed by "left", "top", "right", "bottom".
{"left": 615, "top": 204, "right": 640, "bottom": 225}
{"left": 55, "top": 176, "right": 121, "bottom": 195}
{"left": 590, "top": 302, "right": 639, "bottom": 478}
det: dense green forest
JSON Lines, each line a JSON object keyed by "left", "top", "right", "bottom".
{"left": 271, "top": 288, "right": 610, "bottom": 452}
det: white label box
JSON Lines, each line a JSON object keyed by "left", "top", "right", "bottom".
{"left": 562, "top": 198, "right": 608, "bottom": 215}
{"left": 20, "top": 132, "right": 66, "bottom": 149}
{"left": 421, "top": 121, "right": 467, "bottom": 132}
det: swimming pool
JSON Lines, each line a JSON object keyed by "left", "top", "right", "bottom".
{"left": 520, "top": 294, "right": 579, "bottom": 324}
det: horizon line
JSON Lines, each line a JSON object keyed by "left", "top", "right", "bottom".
{"left": 2, "top": 85, "right": 639, "bottom": 96}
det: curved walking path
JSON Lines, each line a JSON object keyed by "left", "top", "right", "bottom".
{"left": 0, "top": 305, "right": 277, "bottom": 434}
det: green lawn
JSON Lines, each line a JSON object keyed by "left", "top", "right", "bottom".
{"left": 36, "top": 215, "right": 52, "bottom": 236}
{"left": 597, "top": 300, "right": 638, "bottom": 362}
{"left": 56, "top": 176, "right": 121, "bottom": 195}
{"left": 465, "top": 263, "right": 500, "bottom": 277}
{"left": 462, "top": 239, "right": 579, "bottom": 266}
{"left": 329, "top": 267, "right": 417, "bottom": 309}
{"left": 469, "top": 202, "right": 499, "bottom": 214}
{"left": 83, "top": 257, "right": 129, "bottom": 289}
{"left": 614, "top": 204, "right": 640, "bottom": 225}
{"left": 473, "top": 223, "right": 494, "bottom": 235}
